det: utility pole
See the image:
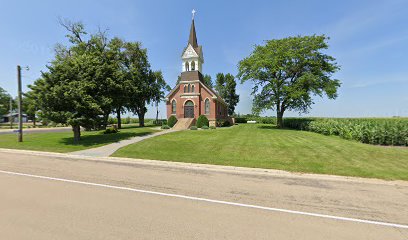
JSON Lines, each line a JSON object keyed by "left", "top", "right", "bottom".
{"left": 17, "top": 65, "right": 23, "bottom": 142}
{"left": 9, "top": 98, "right": 13, "bottom": 129}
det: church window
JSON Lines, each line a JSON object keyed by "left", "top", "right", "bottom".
{"left": 184, "top": 85, "right": 187, "bottom": 93}
{"left": 188, "top": 84, "right": 191, "bottom": 92}
{"left": 185, "top": 62, "right": 189, "bottom": 71}
{"left": 205, "top": 99, "right": 210, "bottom": 115}
{"left": 191, "top": 61, "right": 195, "bottom": 70}
{"left": 171, "top": 100, "right": 176, "bottom": 114}
{"left": 191, "top": 84, "right": 195, "bottom": 92}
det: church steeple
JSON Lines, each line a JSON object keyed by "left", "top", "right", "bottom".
{"left": 181, "top": 9, "right": 204, "bottom": 74}
{"left": 188, "top": 19, "right": 198, "bottom": 48}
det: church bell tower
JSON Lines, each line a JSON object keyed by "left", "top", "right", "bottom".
{"left": 181, "top": 9, "right": 204, "bottom": 75}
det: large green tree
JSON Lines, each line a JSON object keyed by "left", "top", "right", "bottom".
{"left": 238, "top": 35, "right": 341, "bottom": 128}
{"left": 31, "top": 21, "right": 120, "bottom": 142}
{"left": 215, "top": 73, "right": 240, "bottom": 115}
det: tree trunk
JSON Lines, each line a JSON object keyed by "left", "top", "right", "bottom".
{"left": 116, "top": 109, "right": 122, "bottom": 129}
{"left": 72, "top": 125, "right": 81, "bottom": 143}
{"left": 137, "top": 109, "right": 145, "bottom": 127}
{"left": 277, "top": 111, "right": 284, "bottom": 128}
{"left": 33, "top": 116, "right": 36, "bottom": 128}
{"left": 155, "top": 103, "right": 159, "bottom": 123}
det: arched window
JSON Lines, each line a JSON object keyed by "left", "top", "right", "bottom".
{"left": 184, "top": 85, "right": 187, "bottom": 93}
{"left": 191, "top": 84, "right": 195, "bottom": 92}
{"left": 205, "top": 99, "right": 210, "bottom": 115}
{"left": 185, "top": 62, "right": 189, "bottom": 71}
{"left": 191, "top": 61, "right": 195, "bottom": 71}
{"left": 188, "top": 84, "right": 191, "bottom": 93}
{"left": 171, "top": 100, "right": 176, "bottom": 114}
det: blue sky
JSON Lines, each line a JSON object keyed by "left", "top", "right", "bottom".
{"left": 0, "top": 0, "right": 407, "bottom": 118}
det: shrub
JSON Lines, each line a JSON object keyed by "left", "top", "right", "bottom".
{"left": 103, "top": 127, "right": 118, "bottom": 134}
{"left": 234, "top": 117, "right": 247, "bottom": 123}
{"left": 190, "top": 126, "right": 198, "bottom": 130}
{"left": 168, "top": 116, "right": 178, "bottom": 127}
{"left": 210, "top": 126, "right": 216, "bottom": 129}
{"left": 201, "top": 125, "right": 209, "bottom": 129}
{"left": 161, "top": 125, "right": 170, "bottom": 129}
{"left": 196, "top": 115, "right": 209, "bottom": 128}
{"left": 153, "top": 119, "right": 167, "bottom": 126}
{"left": 217, "top": 120, "right": 231, "bottom": 127}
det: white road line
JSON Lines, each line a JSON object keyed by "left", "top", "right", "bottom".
{"left": 1, "top": 169, "right": 407, "bottom": 229}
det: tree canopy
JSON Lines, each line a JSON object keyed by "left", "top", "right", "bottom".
{"left": 215, "top": 73, "right": 240, "bottom": 115}
{"left": 238, "top": 35, "right": 341, "bottom": 128}
{"left": 0, "top": 87, "right": 12, "bottom": 116}
{"left": 28, "top": 21, "right": 168, "bottom": 142}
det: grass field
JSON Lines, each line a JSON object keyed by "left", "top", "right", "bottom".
{"left": 113, "top": 124, "right": 408, "bottom": 180}
{"left": 0, "top": 125, "right": 158, "bottom": 153}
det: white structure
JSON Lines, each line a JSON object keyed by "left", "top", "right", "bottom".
{"left": 181, "top": 9, "right": 204, "bottom": 73}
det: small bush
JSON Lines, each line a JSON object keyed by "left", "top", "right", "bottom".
{"left": 190, "top": 126, "right": 198, "bottom": 130}
{"left": 217, "top": 120, "right": 231, "bottom": 127}
{"left": 234, "top": 117, "right": 247, "bottom": 123}
{"left": 153, "top": 119, "right": 167, "bottom": 126}
{"left": 161, "top": 125, "right": 170, "bottom": 129}
{"left": 210, "top": 126, "right": 216, "bottom": 129}
{"left": 201, "top": 125, "right": 209, "bottom": 129}
{"left": 103, "top": 127, "right": 118, "bottom": 134}
{"left": 168, "top": 116, "right": 178, "bottom": 127}
{"left": 196, "top": 115, "right": 209, "bottom": 128}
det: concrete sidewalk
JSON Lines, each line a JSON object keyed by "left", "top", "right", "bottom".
{"left": 70, "top": 129, "right": 179, "bottom": 157}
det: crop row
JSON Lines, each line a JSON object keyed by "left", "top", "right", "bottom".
{"left": 284, "top": 118, "right": 408, "bottom": 146}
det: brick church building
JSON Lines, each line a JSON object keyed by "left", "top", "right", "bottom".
{"left": 166, "top": 12, "right": 229, "bottom": 127}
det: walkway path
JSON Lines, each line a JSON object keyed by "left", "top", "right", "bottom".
{"left": 70, "top": 129, "right": 179, "bottom": 157}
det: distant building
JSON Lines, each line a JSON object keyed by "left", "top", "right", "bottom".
{"left": 166, "top": 12, "right": 229, "bottom": 127}
{"left": 1, "top": 113, "right": 28, "bottom": 123}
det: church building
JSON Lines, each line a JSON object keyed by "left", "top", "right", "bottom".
{"left": 166, "top": 11, "right": 229, "bottom": 127}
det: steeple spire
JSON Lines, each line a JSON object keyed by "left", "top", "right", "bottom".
{"left": 188, "top": 10, "right": 198, "bottom": 48}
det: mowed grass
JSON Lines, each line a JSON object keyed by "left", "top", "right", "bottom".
{"left": 113, "top": 124, "right": 408, "bottom": 180}
{"left": 0, "top": 125, "right": 158, "bottom": 153}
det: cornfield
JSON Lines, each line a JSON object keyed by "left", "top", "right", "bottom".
{"left": 284, "top": 118, "right": 408, "bottom": 146}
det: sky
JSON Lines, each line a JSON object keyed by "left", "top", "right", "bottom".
{"left": 0, "top": 0, "right": 407, "bottom": 118}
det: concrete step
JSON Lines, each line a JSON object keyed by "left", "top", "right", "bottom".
{"left": 172, "top": 118, "right": 195, "bottom": 130}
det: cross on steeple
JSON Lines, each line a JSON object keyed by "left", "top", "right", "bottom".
{"left": 192, "top": 9, "right": 196, "bottom": 20}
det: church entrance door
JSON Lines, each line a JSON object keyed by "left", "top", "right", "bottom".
{"left": 184, "top": 101, "right": 194, "bottom": 118}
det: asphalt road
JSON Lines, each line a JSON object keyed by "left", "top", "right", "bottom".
{"left": 0, "top": 151, "right": 407, "bottom": 239}
{"left": 0, "top": 127, "right": 72, "bottom": 135}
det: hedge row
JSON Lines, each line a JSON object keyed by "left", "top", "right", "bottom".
{"left": 284, "top": 118, "right": 408, "bottom": 146}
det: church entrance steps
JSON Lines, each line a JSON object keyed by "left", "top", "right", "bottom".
{"left": 172, "top": 118, "right": 195, "bottom": 130}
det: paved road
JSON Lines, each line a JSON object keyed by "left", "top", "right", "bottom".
{"left": 0, "top": 127, "right": 72, "bottom": 135}
{"left": 0, "top": 151, "right": 407, "bottom": 240}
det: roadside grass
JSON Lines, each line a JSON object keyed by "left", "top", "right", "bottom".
{"left": 0, "top": 125, "right": 158, "bottom": 153}
{"left": 113, "top": 124, "right": 408, "bottom": 180}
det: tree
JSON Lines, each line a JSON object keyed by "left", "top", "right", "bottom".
{"left": 122, "top": 42, "right": 167, "bottom": 127}
{"left": 22, "top": 90, "right": 39, "bottom": 126}
{"left": 151, "top": 71, "right": 171, "bottom": 123}
{"left": 0, "top": 87, "right": 12, "bottom": 116}
{"left": 31, "top": 21, "right": 117, "bottom": 142}
{"left": 238, "top": 35, "right": 341, "bottom": 128}
{"left": 215, "top": 73, "right": 240, "bottom": 115}
{"left": 203, "top": 74, "right": 213, "bottom": 88}
{"left": 224, "top": 74, "right": 239, "bottom": 115}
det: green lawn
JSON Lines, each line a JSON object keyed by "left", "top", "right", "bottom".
{"left": 113, "top": 124, "right": 408, "bottom": 180}
{"left": 0, "top": 125, "right": 158, "bottom": 153}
